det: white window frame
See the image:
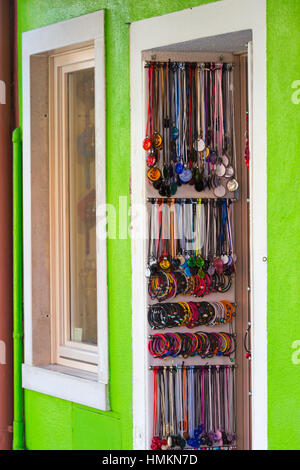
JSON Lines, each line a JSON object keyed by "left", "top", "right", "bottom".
{"left": 22, "top": 11, "right": 110, "bottom": 411}
{"left": 49, "top": 47, "right": 98, "bottom": 374}
{"left": 130, "top": 0, "right": 267, "bottom": 449}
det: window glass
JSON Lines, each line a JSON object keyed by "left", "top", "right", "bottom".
{"left": 67, "top": 67, "right": 97, "bottom": 345}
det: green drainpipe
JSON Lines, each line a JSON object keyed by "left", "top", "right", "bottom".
{"left": 12, "top": 127, "right": 25, "bottom": 450}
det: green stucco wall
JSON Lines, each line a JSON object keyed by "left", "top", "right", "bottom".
{"left": 17, "top": 0, "right": 300, "bottom": 450}
{"left": 266, "top": 0, "right": 300, "bottom": 451}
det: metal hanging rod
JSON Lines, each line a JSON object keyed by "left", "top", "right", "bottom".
{"left": 142, "top": 51, "right": 235, "bottom": 63}
{"left": 148, "top": 364, "right": 237, "bottom": 370}
{"left": 146, "top": 197, "right": 237, "bottom": 203}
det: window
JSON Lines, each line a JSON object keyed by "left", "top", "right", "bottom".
{"left": 22, "top": 11, "right": 109, "bottom": 410}
{"left": 50, "top": 48, "right": 98, "bottom": 373}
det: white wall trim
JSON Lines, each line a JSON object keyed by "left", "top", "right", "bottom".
{"left": 22, "top": 10, "right": 110, "bottom": 410}
{"left": 130, "top": 0, "right": 267, "bottom": 450}
{"left": 22, "top": 364, "right": 109, "bottom": 410}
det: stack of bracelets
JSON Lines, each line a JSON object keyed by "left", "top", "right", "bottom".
{"left": 151, "top": 365, "right": 236, "bottom": 450}
{"left": 148, "top": 300, "right": 235, "bottom": 329}
{"left": 147, "top": 198, "right": 235, "bottom": 296}
{"left": 144, "top": 62, "right": 239, "bottom": 198}
{"left": 148, "top": 332, "right": 235, "bottom": 359}
{"left": 148, "top": 269, "right": 232, "bottom": 300}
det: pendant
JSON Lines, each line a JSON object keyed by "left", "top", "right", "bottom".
{"left": 175, "top": 162, "right": 183, "bottom": 174}
{"left": 143, "top": 136, "right": 152, "bottom": 151}
{"left": 195, "top": 138, "right": 206, "bottom": 153}
{"left": 215, "top": 163, "right": 226, "bottom": 177}
{"left": 196, "top": 256, "right": 204, "bottom": 267}
{"left": 195, "top": 181, "right": 204, "bottom": 192}
{"left": 213, "top": 184, "right": 226, "bottom": 197}
{"left": 221, "top": 154, "right": 229, "bottom": 167}
{"left": 227, "top": 178, "right": 239, "bottom": 192}
{"left": 198, "top": 269, "right": 205, "bottom": 278}
{"left": 177, "top": 254, "right": 186, "bottom": 266}
{"left": 170, "top": 182, "right": 178, "bottom": 195}
{"left": 208, "top": 265, "right": 216, "bottom": 275}
{"left": 147, "top": 167, "right": 162, "bottom": 183}
{"left": 221, "top": 254, "right": 229, "bottom": 264}
{"left": 159, "top": 256, "right": 171, "bottom": 271}
{"left": 153, "top": 179, "right": 162, "bottom": 190}
{"left": 184, "top": 266, "right": 192, "bottom": 277}
{"left": 171, "top": 127, "right": 179, "bottom": 140}
{"left": 146, "top": 153, "right": 156, "bottom": 167}
{"left": 213, "top": 257, "right": 224, "bottom": 274}
{"left": 227, "top": 255, "right": 233, "bottom": 266}
{"left": 225, "top": 165, "right": 234, "bottom": 178}
{"left": 187, "top": 256, "right": 196, "bottom": 268}
{"left": 148, "top": 256, "right": 157, "bottom": 267}
{"left": 153, "top": 132, "right": 163, "bottom": 149}
{"left": 179, "top": 167, "right": 192, "bottom": 184}
{"left": 209, "top": 151, "right": 217, "bottom": 164}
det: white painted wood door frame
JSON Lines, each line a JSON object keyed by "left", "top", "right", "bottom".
{"left": 130, "top": 0, "right": 267, "bottom": 450}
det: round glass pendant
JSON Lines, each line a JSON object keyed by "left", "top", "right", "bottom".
{"left": 195, "top": 138, "right": 206, "bottom": 152}
{"left": 143, "top": 137, "right": 152, "bottom": 151}
{"left": 225, "top": 165, "right": 234, "bottom": 178}
{"left": 213, "top": 257, "right": 224, "bottom": 274}
{"left": 221, "top": 254, "right": 229, "bottom": 264}
{"left": 208, "top": 265, "right": 216, "bottom": 275}
{"left": 216, "top": 163, "right": 226, "bottom": 177}
{"left": 147, "top": 167, "right": 162, "bottom": 182}
{"left": 213, "top": 184, "right": 226, "bottom": 197}
{"left": 187, "top": 256, "right": 196, "bottom": 268}
{"left": 196, "top": 256, "right": 204, "bottom": 267}
{"left": 175, "top": 162, "right": 183, "bottom": 174}
{"left": 159, "top": 256, "right": 171, "bottom": 270}
{"left": 227, "top": 178, "right": 239, "bottom": 192}
{"left": 179, "top": 168, "right": 192, "bottom": 183}
{"left": 221, "top": 154, "right": 229, "bottom": 167}
{"left": 146, "top": 153, "right": 156, "bottom": 167}
{"left": 177, "top": 254, "right": 186, "bottom": 266}
{"left": 153, "top": 132, "right": 163, "bottom": 148}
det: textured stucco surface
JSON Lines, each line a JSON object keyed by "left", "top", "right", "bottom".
{"left": 266, "top": 0, "right": 300, "bottom": 450}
